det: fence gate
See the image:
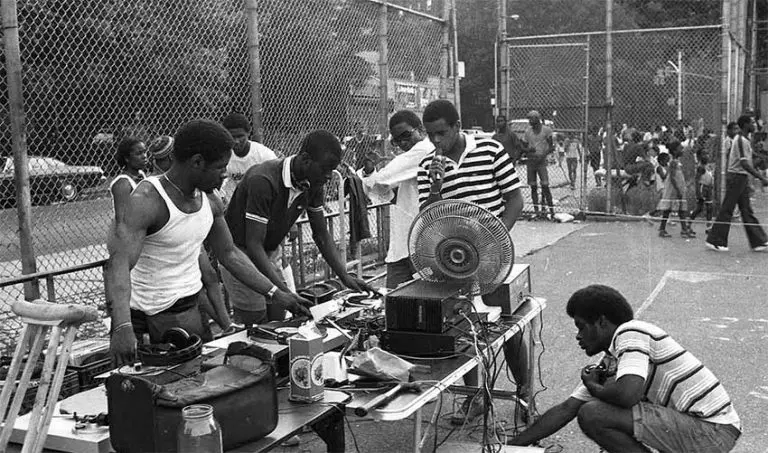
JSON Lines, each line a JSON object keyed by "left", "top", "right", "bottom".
{"left": 505, "top": 41, "right": 590, "bottom": 215}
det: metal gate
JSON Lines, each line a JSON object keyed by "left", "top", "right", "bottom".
{"left": 505, "top": 41, "right": 590, "bottom": 215}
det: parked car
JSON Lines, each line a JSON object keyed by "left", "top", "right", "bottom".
{"left": 0, "top": 156, "right": 106, "bottom": 206}
{"left": 461, "top": 127, "right": 494, "bottom": 140}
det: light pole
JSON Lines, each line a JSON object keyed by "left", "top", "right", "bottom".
{"left": 495, "top": 13, "right": 518, "bottom": 118}
{"left": 666, "top": 50, "right": 683, "bottom": 121}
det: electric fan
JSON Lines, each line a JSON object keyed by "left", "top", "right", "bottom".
{"left": 408, "top": 199, "right": 514, "bottom": 295}
{"left": 382, "top": 200, "right": 515, "bottom": 356}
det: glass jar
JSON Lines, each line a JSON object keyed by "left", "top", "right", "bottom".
{"left": 176, "top": 404, "right": 223, "bottom": 453}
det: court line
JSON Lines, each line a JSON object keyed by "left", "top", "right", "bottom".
{"left": 636, "top": 270, "right": 768, "bottom": 317}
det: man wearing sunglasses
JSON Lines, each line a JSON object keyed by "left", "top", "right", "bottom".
{"left": 360, "top": 110, "right": 434, "bottom": 289}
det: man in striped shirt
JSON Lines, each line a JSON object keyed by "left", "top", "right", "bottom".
{"left": 508, "top": 285, "right": 741, "bottom": 452}
{"left": 416, "top": 99, "right": 528, "bottom": 425}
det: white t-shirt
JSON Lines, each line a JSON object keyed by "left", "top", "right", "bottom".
{"left": 364, "top": 138, "right": 433, "bottom": 263}
{"left": 219, "top": 140, "right": 277, "bottom": 204}
{"left": 357, "top": 168, "right": 393, "bottom": 206}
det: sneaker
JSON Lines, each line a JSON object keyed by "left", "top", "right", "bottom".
{"left": 450, "top": 395, "right": 486, "bottom": 425}
{"left": 281, "top": 435, "right": 301, "bottom": 447}
{"left": 658, "top": 230, "right": 672, "bottom": 238}
{"left": 753, "top": 243, "right": 768, "bottom": 252}
{"left": 705, "top": 241, "right": 729, "bottom": 252}
{"left": 682, "top": 229, "right": 696, "bottom": 238}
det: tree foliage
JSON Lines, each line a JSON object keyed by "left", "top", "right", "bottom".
{"left": 458, "top": 0, "right": 723, "bottom": 129}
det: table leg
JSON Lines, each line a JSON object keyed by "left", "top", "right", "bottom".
{"left": 311, "top": 406, "right": 346, "bottom": 452}
{"left": 412, "top": 407, "right": 422, "bottom": 453}
{"left": 526, "top": 312, "right": 539, "bottom": 425}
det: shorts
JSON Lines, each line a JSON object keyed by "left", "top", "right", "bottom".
{"left": 386, "top": 258, "right": 416, "bottom": 289}
{"left": 526, "top": 161, "right": 550, "bottom": 186}
{"left": 632, "top": 402, "right": 740, "bottom": 453}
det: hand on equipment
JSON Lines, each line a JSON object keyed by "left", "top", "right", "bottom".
{"left": 110, "top": 325, "right": 138, "bottom": 368}
{"left": 343, "top": 274, "right": 374, "bottom": 293}
{"left": 581, "top": 363, "right": 606, "bottom": 388}
{"left": 274, "top": 290, "right": 314, "bottom": 318}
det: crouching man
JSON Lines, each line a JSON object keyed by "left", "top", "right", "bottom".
{"left": 508, "top": 284, "right": 741, "bottom": 453}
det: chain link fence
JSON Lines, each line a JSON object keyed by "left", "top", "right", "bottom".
{"left": 0, "top": 0, "right": 453, "bottom": 353}
{"left": 502, "top": 26, "right": 735, "bottom": 216}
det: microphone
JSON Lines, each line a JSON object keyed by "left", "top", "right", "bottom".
{"left": 431, "top": 147, "right": 444, "bottom": 182}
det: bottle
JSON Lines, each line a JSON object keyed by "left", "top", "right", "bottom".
{"left": 176, "top": 404, "right": 223, "bottom": 453}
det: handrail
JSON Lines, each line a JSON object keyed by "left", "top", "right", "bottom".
{"left": 0, "top": 259, "right": 108, "bottom": 288}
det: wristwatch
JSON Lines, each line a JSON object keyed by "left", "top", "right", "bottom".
{"left": 266, "top": 285, "right": 278, "bottom": 299}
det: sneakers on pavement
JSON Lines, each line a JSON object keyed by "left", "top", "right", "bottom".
{"left": 705, "top": 241, "right": 729, "bottom": 252}
{"left": 658, "top": 230, "right": 672, "bottom": 238}
{"left": 753, "top": 242, "right": 768, "bottom": 252}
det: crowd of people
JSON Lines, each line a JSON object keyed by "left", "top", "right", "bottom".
{"left": 104, "top": 101, "right": 744, "bottom": 452}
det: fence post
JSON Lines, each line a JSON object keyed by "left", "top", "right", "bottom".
{"left": 245, "top": 0, "right": 264, "bottom": 143}
{"left": 378, "top": 2, "right": 389, "bottom": 141}
{"left": 439, "top": 0, "right": 450, "bottom": 98}
{"left": 718, "top": 2, "right": 731, "bottom": 205}
{"left": 581, "top": 36, "right": 591, "bottom": 213}
{"left": 497, "top": 0, "right": 508, "bottom": 118}
{"left": 2, "top": 0, "right": 39, "bottom": 300}
{"left": 450, "top": 0, "right": 461, "bottom": 117}
{"left": 604, "top": 0, "right": 614, "bottom": 214}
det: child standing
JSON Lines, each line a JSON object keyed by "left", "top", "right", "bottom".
{"left": 689, "top": 148, "right": 714, "bottom": 233}
{"left": 657, "top": 141, "right": 695, "bottom": 238}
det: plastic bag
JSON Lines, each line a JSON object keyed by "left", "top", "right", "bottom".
{"left": 346, "top": 347, "right": 414, "bottom": 382}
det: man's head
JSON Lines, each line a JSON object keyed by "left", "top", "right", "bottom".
{"left": 173, "top": 119, "right": 235, "bottom": 193}
{"left": 295, "top": 130, "right": 342, "bottom": 188}
{"left": 115, "top": 137, "right": 147, "bottom": 171}
{"left": 389, "top": 110, "right": 424, "bottom": 152}
{"left": 495, "top": 115, "right": 507, "bottom": 132}
{"left": 726, "top": 121, "right": 739, "bottom": 138}
{"left": 148, "top": 135, "right": 174, "bottom": 173}
{"left": 566, "top": 285, "right": 634, "bottom": 356}
{"left": 667, "top": 140, "right": 683, "bottom": 158}
{"left": 527, "top": 110, "right": 541, "bottom": 127}
{"left": 737, "top": 115, "right": 754, "bottom": 135}
{"left": 222, "top": 112, "right": 251, "bottom": 157}
{"left": 423, "top": 100, "right": 461, "bottom": 154}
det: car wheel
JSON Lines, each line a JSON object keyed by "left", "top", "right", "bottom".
{"left": 60, "top": 181, "right": 78, "bottom": 202}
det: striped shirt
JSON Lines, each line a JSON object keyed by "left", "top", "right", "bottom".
{"left": 417, "top": 134, "right": 522, "bottom": 217}
{"left": 571, "top": 320, "right": 740, "bottom": 429}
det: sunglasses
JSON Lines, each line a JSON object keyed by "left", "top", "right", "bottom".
{"left": 390, "top": 129, "right": 415, "bottom": 146}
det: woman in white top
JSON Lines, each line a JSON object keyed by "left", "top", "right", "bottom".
{"left": 110, "top": 137, "right": 147, "bottom": 220}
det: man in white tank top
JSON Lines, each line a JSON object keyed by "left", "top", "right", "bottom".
{"left": 106, "top": 119, "right": 312, "bottom": 367}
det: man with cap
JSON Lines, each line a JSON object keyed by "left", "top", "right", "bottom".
{"left": 522, "top": 110, "right": 555, "bottom": 220}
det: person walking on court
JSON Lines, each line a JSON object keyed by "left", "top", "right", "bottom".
{"left": 657, "top": 141, "right": 695, "bottom": 239}
{"left": 705, "top": 115, "right": 768, "bottom": 252}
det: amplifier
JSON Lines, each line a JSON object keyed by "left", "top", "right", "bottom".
{"left": 482, "top": 264, "right": 531, "bottom": 315}
{"left": 381, "top": 329, "right": 461, "bottom": 357}
{"left": 385, "top": 279, "right": 473, "bottom": 333}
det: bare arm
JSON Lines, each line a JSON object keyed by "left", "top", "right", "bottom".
{"left": 198, "top": 249, "right": 231, "bottom": 329}
{"left": 245, "top": 220, "right": 291, "bottom": 292}
{"left": 500, "top": 188, "right": 524, "bottom": 230}
{"left": 507, "top": 397, "right": 584, "bottom": 446}
{"left": 308, "top": 209, "right": 370, "bottom": 291}
{"left": 106, "top": 183, "right": 157, "bottom": 366}
{"left": 581, "top": 370, "right": 645, "bottom": 408}
{"left": 205, "top": 194, "right": 313, "bottom": 316}
{"left": 205, "top": 194, "right": 276, "bottom": 296}
{"left": 110, "top": 178, "right": 133, "bottom": 223}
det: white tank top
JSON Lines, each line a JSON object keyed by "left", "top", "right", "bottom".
{"left": 130, "top": 176, "right": 212, "bottom": 315}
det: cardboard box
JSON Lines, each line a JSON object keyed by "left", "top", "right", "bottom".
{"left": 288, "top": 334, "right": 324, "bottom": 402}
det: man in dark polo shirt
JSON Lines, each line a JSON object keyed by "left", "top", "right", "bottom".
{"left": 223, "top": 130, "right": 372, "bottom": 325}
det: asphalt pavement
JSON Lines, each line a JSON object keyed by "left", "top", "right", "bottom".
{"left": 285, "top": 190, "right": 768, "bottom": 452}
